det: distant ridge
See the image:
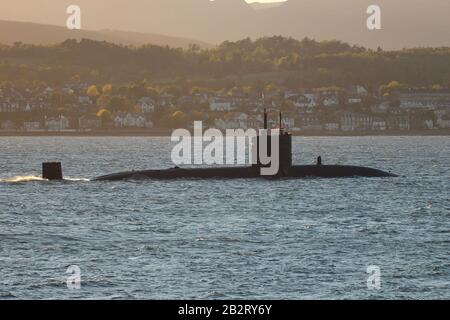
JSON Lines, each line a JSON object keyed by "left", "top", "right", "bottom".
{"left": 0, "top": 20, "right": 212, "bottom": 49}
{"left": 1, "top": 0, "right": 449, "bottom": 49}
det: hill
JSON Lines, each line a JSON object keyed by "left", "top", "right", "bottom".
{"left": 0, "top": 20, "right": 211, "bottom": 48}
{"left": 0, "top": 37, "right": 449, "bottom": 88}
{"left": 0, "top": 0, "right": 449, "bottom": 49}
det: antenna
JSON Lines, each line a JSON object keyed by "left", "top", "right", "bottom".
{"left": 264, "top": 108, "right": 268, "bottom": 130}
{"left": 279, "top": 112, "right": 283, "bottom": 133}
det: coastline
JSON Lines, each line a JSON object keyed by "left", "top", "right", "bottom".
{"left": 0, "top": 129, "right": 449, "bottom": 137}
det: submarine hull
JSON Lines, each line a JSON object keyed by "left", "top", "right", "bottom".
{"left": 94, "top": 165, "right": 397, "bottom": 181}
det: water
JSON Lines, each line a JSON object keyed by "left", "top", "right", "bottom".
{"left": 0, "top": 136, "right": 449, "bottom": 299}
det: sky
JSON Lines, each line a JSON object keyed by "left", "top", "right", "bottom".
{"left": 245, "top": 0, "right": 286, "bottom": 3}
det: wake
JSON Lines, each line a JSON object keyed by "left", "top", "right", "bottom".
{"left": 0, "top": 175, "right": 89, "bottom": 183}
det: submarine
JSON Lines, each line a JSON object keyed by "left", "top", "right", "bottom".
{"left": 88, "top": 111, "right": 397, "bottom": 181}
{"left": 41, "top": 111, "right": 396, "bottom": 181}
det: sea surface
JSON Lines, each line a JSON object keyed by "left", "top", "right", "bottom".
{"left": 0, "top": 136, "right": 449, "bottom": 299}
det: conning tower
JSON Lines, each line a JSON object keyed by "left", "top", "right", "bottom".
{"left": 253, "top": 110, "right": 292, "bottom": 176}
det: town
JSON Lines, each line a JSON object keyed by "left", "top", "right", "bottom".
{"left": 0, "top": 81, "right": 449, "bottom": 134}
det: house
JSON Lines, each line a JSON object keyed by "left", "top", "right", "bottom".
{"left": 136, "top": 97, "right": 155, "bottom": 113}
{"left": 436, "top": 116, "right": 450, "bottom": 129}
{"left": 113, "top": 112, "right": 153, "bottom": 128}
{"left": 387, "top": 114, "right": 410, "bottom": 130}
{"left": 347, "top": 97, "right": 363, "bottom": 105}
{"left": 298, "top": 115, "right": 322, "bottom": 131}
{"left": 291, "top": 93, "right": 317, "bottom": 109}
{"left": 78, "top": 96, "right": 91, "bottom": 104}
{"left": 370, "top": 101, "right": 390, "bottom": 113}
{"left": 400, "top": 92, "right": 450, "bottom": 110}
{"left": 356, "top": 85, "right": 369, "bottom": 96}
{"left": 348, "top": 85, "right": 369, "bottom": 97}
{"left": 23, "top": 121, "right": 42, "bottom": 131}
{"left": 0, "top": 101, "right": 20, "bottom": 113}
{"left": 324, "top": 122, "right": 340, "bottom": 131}
{"left": 79, "top": 114, "right": 102, "bottom": 131}
{"left": 284, "top": 90, "right": 299, "bottom": 100}
{"left": 372, "top": 117, "right": 387, "bottom": 131}
{"left": 0, "top": 120, "right": 16, "bottom": 130}
{"left": 322, "top": 94, "right": 339, "bottom": 107}
{"left": 340, "top": 112, "right": 372, "bottom": 131}
{"left": 281, "top": 117, "right": 295, "bottom": 129}
{"left": 209, "top": 98, "right": 233, "bottom": 112}
{"left": 45, "top": 116, "right": 70, "bottom": 131}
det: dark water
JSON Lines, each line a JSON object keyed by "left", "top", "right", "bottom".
{"left": 0, "top": 136, "right": 449, "bottom": 299}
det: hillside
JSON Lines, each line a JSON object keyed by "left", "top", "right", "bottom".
{"left": 0, "top": 37, "right": 449, "bottom": 88}
{"left": 0, "top": 20, "right": 211, "bottom": 48}
{"left": 0, "top": 0, "right": 449, "bottom": 49}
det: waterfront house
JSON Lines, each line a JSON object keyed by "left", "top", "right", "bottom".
{"left": 113, "top": 112, "right": 153, "bottom": 128}
{"left": 45, "top": 115, "right": 70, "bottom": 131}
{"left": 372, "top": 117, "right": 387, "bottom": 131}
{"left": 400, "top": 91, "right": 450, "bottom": 110}
{"left": 340, "top": 112, "right": 372, "bottom": 131}
{"left": 23, "top": 121, "right": 43, "bottom": 131}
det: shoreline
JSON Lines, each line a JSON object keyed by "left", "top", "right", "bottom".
{"left": 0, "top": 129, "right": 449, "bottom": 137}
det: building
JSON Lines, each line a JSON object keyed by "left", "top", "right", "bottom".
{"left": 23, "top": 121, "right": 43, "bottom": 131}
{"left": 45, "top": 116, "right": 70, "bottom": 131}
{"left": 0, "top": 101, "right": 20, "bottom": 113}
{"left": 209, "top": 98, "right": 233, "bottom": 112}
{"left": 0, "top": 120, "right": 16, "bottom": 130}
{"left": 372, "top": 117, "right": 387, "bottom": 131}
{"left": 340, "top": 112, "right": 372, "bottom": 131}
{"left": 387, "top": 114, "right": 410, "bottom": 130}
{"left": 113, "top": 112, "right": 153, "bottom": 128}
{"left": 400, "top": 92, "right": 450, "bottom": 110}
{"left": 136, "top": 97, "right": 156, "bottom": 113}
{"left": 324, "top": 122, "right": 340, "bottom": 131}
{"left": 322, "top": 94, "right": 339, "bottom": 107}
{"left": 436, "top": 116, "right": 450, "bottom": 129}
{"left": 299, "top": 115, "right": 322, "bottom": 131}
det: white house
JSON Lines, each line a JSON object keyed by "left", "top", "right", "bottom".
{"left": 348, "top": 97, "right": 363, "bottom": 104}
{"left": 113, "top": 112, "right": 152, "bottom": 128}
{"left": 372, "top": 118, "right": 387, "bottom": 131}
{"left": 324, "top": 122, "right": 340, "bottom": 131}
{"left": 322, "top": 95, "right": 339, "bottom": 107}
{"left": 23, "top": 121, "right": 42, "bottom": 131}
{"left": 0, "top": 101, "right": 20, "bottom": 113}
{"left": 400, "top": 92, "right": 450, "bottom": 110}
{"left": 45, "top": 116, "right": 70, "bottom": 131}
{"left": 137, "top": 97, "right": 155, "bottom": 113}
{"left": 210, "top": 98, "right": 233, "bottom": 112}
{"left": 436, "top": 116, "right": 450, "bottom": 129}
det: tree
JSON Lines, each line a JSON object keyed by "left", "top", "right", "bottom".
{"left": 102, "top": 84, "right": 113, "bottom": 95}
{"left": 109, "top": 96, "right": 129, "bottom": 112}
{"left": 96, "top": 109, "right": 112, "bottom": 128}
{"left": 87, "top": 85, "right": 99, "bottom": 97}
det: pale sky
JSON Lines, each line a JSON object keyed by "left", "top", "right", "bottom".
{"left": 246, "top": 0, "right": 286, "bottom": 3}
